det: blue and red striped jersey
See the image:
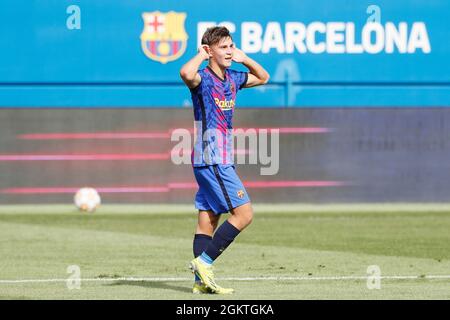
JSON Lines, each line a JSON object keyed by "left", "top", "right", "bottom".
{"left": 190, "top": 66, "right": 248, "bottom": 167}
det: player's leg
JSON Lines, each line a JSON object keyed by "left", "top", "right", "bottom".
{"left": 193, "top": 209, "right": 220, "bottom": 275}
{"left": 191, "top": 212, "right": 234, "bottom": 294}
{"left": 192, "top": 187, "right": 221, "bottom": 293}
{"left": 228, "top": 202, "right": 253, "bottom": 231}
{"left": 192, "top": 210, "right": 220, "bottom": 294}
{"left": 196, "top": 209, "right": 220, "bottom": 236}
{"left": 200, "top": 165, "right": 251, "bottom": 262}
{"left": 191, "top": 165, "right": 250, "bottom": 293}
{"left": 199, "top": 203, "right": 252, "bottom": 266}
{"left": 190, "top": 165, "right": 242, "bottom": 293}
{"left": 193, "top": 190, "right": 220, "bottom": 254}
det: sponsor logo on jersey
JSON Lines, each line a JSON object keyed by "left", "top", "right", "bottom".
{"left": 214, "top": 97, "right": 235, "bottom": 111}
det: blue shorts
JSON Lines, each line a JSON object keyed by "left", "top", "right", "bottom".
{"left": 193, "top": 164, "right": 250, "bottom": 215}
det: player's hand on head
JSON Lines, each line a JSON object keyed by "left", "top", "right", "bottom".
{"left": 232, "top": 46, "right": 247, "bottom": 63}
{"left": 198, "top": 45, "right": 210, "bottom": 60}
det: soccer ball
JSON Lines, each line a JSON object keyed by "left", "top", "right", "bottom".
{"left": 74, "top": 187, "right": 101, "bottom": 212}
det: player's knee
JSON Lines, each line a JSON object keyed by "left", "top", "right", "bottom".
{"left": 243, "top": 207, "right": 254, "bottom": 226}
{"left": 231, "top": 204, "right": 253, "bottom": 229}
{"left": 196, "top": 221, "right": 216, "bottom": 236}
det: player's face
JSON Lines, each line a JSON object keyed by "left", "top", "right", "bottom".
{"left": 210, "top": 37, "right": 234, "bottom": 68}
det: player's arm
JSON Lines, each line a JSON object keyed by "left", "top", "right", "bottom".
{"left": 179, "top": 45, "right": 209, "bottom": 89}
{"left": 232, "top": 47, "right": 270, "bottom": 88}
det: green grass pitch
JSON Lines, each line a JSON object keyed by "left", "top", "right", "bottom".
{"left": 0, "top": 204, "right": 449, "bottom": 300}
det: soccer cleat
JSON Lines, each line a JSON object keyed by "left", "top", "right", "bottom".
{"left": 189, "top": 257, "right": 218, "bottom": 291}
{"left": 189, "top": 257, "right": 234, "bottom": 294}
{"left": 212, "top": 285, "right": 234, "bottom": 295}
{"left": 192, "top": 282, "right": 213, "bottom": 294}
{"left": 192, "top": 281, "right": 234, "bottom": 294}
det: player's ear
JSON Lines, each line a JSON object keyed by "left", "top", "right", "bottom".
{"left": 203, "top": 45, "right": 212, "bottom": 57}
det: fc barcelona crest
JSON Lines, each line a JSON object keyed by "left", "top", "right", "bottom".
{"left": 140, "top": 11, "right": 188, "bottom": 64}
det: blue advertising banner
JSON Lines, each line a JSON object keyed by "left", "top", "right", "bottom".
{"left": 0, "top": 0, "right": 449, "bottom": 107}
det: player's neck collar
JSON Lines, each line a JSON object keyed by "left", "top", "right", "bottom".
{"left": 207, "top": 65, "right": 227, "bottom": 82}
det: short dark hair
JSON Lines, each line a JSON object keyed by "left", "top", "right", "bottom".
{"left": 201, "top": 26, "right": 232, "bottom": 46}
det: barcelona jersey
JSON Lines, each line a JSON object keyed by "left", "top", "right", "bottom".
{"left": 190, "top": 66, "right": 248, "bottom": 167}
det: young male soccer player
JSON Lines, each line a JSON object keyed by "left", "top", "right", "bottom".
{"left": 180, "top": 26, "right": 269, "bottom": 294}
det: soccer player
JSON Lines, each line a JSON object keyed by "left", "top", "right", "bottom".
{"left": 180, "top": 26, "right": 270, "bottom": 294}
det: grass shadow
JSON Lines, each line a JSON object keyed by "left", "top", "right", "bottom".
{"left": 107, "top": 280, "right": 192, "bottom": 294}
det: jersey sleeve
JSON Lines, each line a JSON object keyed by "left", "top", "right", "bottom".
{"left": 229, "top": 69, "right": 248, "bottom": 90}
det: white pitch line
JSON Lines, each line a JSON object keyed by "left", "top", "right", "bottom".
{"left": 0, "top": 275, "right": 449, "bottom": 284}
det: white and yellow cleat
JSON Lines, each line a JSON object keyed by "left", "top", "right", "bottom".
{"left": 211, "top": 285, "right": 234, "bottom": 295}
{"left": 189, "top": 257, "right": 234, "bottom": 294}
{"left": 192, "top": 282, "right": 213, "bottom": 294}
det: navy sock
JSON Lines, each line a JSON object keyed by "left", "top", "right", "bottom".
{"left": 193, "top": 234, "right": 212, "bottom": 282}
{"left": 204, "top": 220, "right": 241, "bottom": 262}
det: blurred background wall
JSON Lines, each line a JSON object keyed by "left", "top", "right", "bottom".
{"left": 0, "top": 0, "right": 449, "bottom": 204}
